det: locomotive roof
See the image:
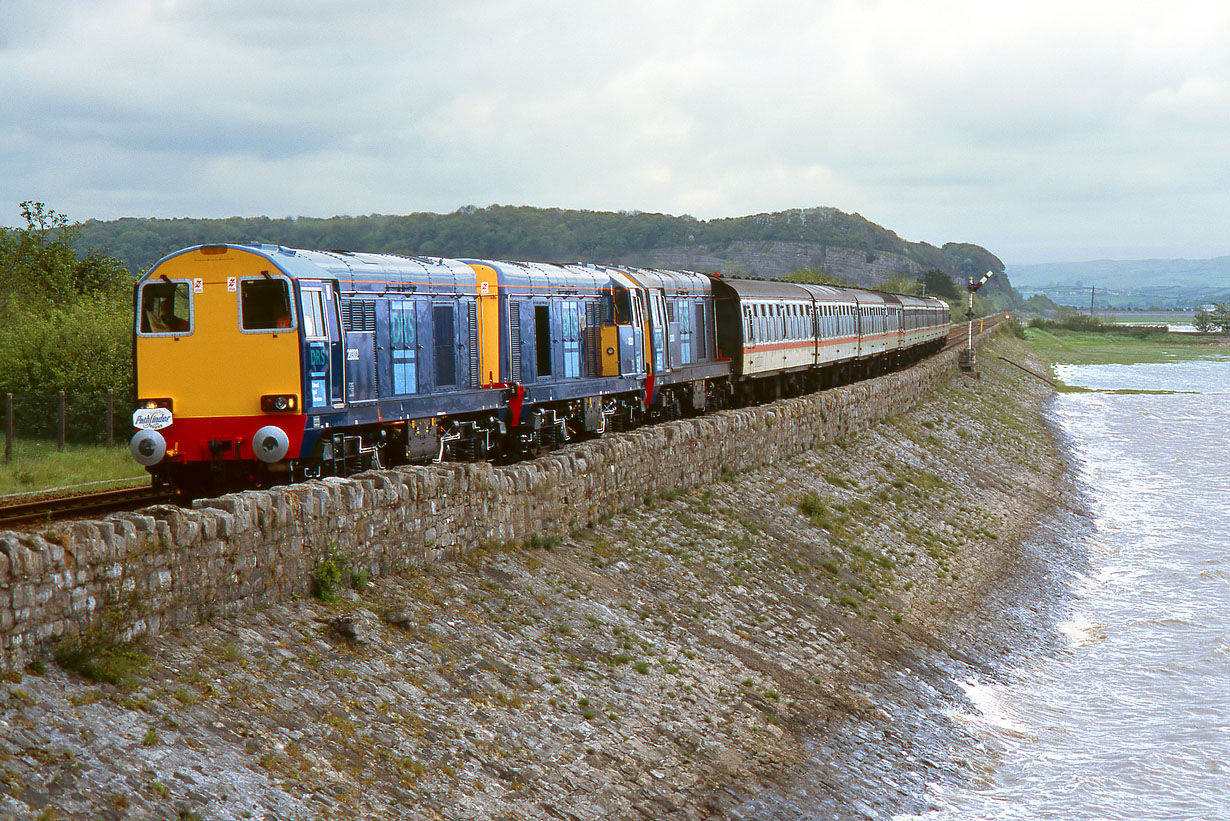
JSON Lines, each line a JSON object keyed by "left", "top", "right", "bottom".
{"left": 465, "top": 259, "right": 614, "bottom": 294}
{"left": 607, "top": 266, "right": 713, "bottom": 295}
{"left": 142, "top": 244, "right": 477, "bottom": 290}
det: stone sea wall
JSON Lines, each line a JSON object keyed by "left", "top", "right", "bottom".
{"left": 0, "top": 338, "right": 981, "bottom": 670}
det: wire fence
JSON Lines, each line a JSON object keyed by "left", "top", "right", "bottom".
{"left": 4, "top": 391, "right": 134, "bottom": 463}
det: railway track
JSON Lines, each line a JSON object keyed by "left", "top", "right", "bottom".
{"left": 1, "top": 318, "right": 997, "bottom": 532}
{"left": 0, "top": 485, "right": 177, "bottom": 531}
{"left": 943, "top": 315, "right": 1000, "bottom": 351}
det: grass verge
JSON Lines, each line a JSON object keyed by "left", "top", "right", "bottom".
{"left": 0, "top": 441, "right": 147, "bottom": 496}
{"left": 1023, "top": 327, "right": 1230, "bottom": 367}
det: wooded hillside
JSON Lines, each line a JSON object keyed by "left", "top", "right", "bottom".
{"left": 72, "top": 205, "right": 1012, "bottom": 297}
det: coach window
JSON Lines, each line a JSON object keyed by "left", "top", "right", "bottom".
{"left": 240, "top": 277, "right": 294, "bottom": 332}
{"left": 138, "top": 280, "right": 192, "bottom": 336}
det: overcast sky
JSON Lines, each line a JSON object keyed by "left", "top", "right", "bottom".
{"left": 2, "top": 0, "right": 1229, "bottom": 264}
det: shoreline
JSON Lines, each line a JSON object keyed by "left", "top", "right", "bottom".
{"left": 0, "top": 333, "right": 1075, "bottom": 820}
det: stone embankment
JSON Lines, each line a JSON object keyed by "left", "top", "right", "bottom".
{"left": 0, "top": 329, "right": 1071, "bottom": 820}
{"left": 0, "top": 338, "right": 970, "bottom": 672}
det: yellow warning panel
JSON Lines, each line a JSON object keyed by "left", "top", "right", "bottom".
{"left": 467, "top": 263, "right": 502, "bottom": 386}
{"left": 600, "top": 326, "right": 621, "bottom": 377}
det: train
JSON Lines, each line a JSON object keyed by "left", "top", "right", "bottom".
{"left": 128, "top": 244, "right": 951, "bottom": 496}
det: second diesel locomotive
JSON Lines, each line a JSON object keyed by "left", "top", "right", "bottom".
{"left": 128, "top": 244, "right": 950, "bottom": 495}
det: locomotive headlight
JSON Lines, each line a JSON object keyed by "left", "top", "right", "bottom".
{"left": 129, "top": 429, "right": 167, "bottom": 466}
{"left": 252, "top": 425, "right": 290, "bottom": 463}
{"left": 139, "top": 398, "right": 173, "bottom": 411}
{"left": 260, "top": 394, "right": 298, "bottom": 412}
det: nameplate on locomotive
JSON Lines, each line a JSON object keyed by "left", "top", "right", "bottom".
{"left": 133, "top": 408, "right": 173, "bottom": 430}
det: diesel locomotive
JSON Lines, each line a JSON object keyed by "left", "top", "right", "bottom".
{"left": 128, "top": 244, "right": 949, "bottom": 496}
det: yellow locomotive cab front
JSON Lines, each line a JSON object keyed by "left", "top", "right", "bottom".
{"left": 132, "top": 246, "right": 304, "bottom": 482}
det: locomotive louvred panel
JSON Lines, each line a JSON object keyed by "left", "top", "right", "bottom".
{"left": 510, "top": 302, "right": 523, "bottom": 383}
{"left": 342, "top": 299, "right": 376, "bottom": 332}
{"left": 585, "top": 301, "right": 601, "bottom": 377}
{"left": 468, "top": 302, "right": 480, "bottom": 388}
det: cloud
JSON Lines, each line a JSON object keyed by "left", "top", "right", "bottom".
{"left": 3, "top": 0, "right": 1230, "bottom": 261}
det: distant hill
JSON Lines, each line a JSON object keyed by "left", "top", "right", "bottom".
{"left": 1007, "top": 257, "right": 1230, "bottom": 309}
{"left": 70, "top": 205, "right": 1013, "bottom": 299}
{"left": 1008, "top": 257, "right": 1230, "bottom": 289}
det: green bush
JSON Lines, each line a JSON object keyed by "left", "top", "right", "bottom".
{"left": 312, "top": 550, "right": 349, "bottom": 602}
{"left": 0, "top": 296, "right": 132, "bottom": 396}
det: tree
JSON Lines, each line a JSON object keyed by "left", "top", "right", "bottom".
{"left": 0, "top": 201, "right": 130, "bottom": 311}
{"left": 0, "top": 202, "right": 133, "bottom": 396}
{"left": 921, "top": 269, "right": 959, "bottom": 300}
{"left": 1193, "top": 306, "right": 1215, "bottom": 333}
{"left": 1212, "top": 303, "right": 1230, "bottom": 334}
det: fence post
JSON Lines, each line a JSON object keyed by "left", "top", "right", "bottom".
{"left": 58, "top": 390, "right": 66, "bottom": 452}
{"left": 106, "top": 390, "right": 114, "bottom": 448}
{"left": 4, "top": 393, "right": 11, "bottom": 465}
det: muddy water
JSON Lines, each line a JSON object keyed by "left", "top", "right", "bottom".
{"left": 912, "top": 359, "right": 1230, "bottom": 820}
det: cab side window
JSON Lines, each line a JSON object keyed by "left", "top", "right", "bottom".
{"left": 301, "top": 289, "right": 327, "bottom": 339}
{"left": 241, "top": 279, "right": 294, "bottom": 331}
{"left": 138, "top": 281, "right": 192, "bottom": 335}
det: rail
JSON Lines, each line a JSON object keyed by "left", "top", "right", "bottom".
{"left": 0, "top": 485, "right": 175, "bottom": 530}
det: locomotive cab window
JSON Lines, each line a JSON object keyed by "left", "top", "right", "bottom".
{"left": 240, "top": 277, "right": 294, "bottom": 331}
{"left": 138, "top": 280, "right": 192, "bottom": 336}
{"left": 300, "top": 288, "right": 327, "bottom": 339}
{"left": 613, "top": 287, "right": 632, "bottom": 325}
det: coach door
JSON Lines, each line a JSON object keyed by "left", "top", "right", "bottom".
{"left": 299, "top": 281, "right": 345, "bottom": 409}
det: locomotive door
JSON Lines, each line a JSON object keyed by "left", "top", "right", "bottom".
{"left": 299, "top": 280, "right": 344, "bottom": 409}
{"left": 644, "top": 289, "right": 667, "bottom": 373}
{"left": 342, "top": 298, "right": 377, "bottom": 404}
{"left": 610, "top": 284, "right": 645, "bottom": 377}
{"left": 433, "top": 303, "right": 458, "bottom": 390}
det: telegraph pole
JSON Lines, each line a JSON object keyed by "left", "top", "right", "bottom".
{"left": 959, "top": 270, "right": 995, "bottom": 373}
